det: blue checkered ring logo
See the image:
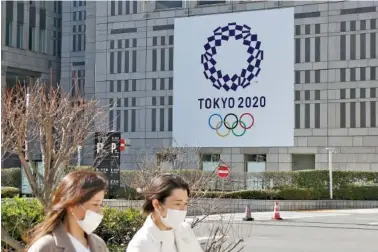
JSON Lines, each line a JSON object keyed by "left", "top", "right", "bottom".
{"left": 201, "top": 22, "right": 264, "bottom": 92}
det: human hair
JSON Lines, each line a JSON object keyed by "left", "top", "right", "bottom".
{"left": 142, "top": 173, "right": 190, "bottom": 216}
{"left": 25, "top": 170, "right": 108, "bottom": 249}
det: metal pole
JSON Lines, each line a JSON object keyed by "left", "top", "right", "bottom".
{"left": 25, "top": 87, "right": 30, "bottom": 162}
{"left": 77, "top": 145, "right": 82, "bottom": 167}
{"left": 328, "top": 148, "right": 333, "bottom": 200}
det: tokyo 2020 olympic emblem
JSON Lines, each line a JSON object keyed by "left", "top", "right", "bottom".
{"left": 201, "top": 23, "right": 264, "bottom": 92}
{"left": 208, "top": 113, "right": 254, "bottom": 137}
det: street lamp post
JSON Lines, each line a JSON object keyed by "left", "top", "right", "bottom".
{"left": 326, "top": 147, "right": 335, "bottom": 200}
{"left": 77, "top": 145, "right": 82, "bottom": 167}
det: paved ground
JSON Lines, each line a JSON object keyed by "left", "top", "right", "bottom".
{"left": 190, "top": 209, "right": 378, "bottom": 252}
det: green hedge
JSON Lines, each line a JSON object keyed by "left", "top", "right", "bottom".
{"left": 195, "top": 186, "right": 378, "bottom": 200}
{"left": 1, "top": 168, "right": 21, "bottom": 188}
{"left": 1, "top": 197, "right": 144, "bottom": 250}
{"left": 1, "top": 187, "right": 20, "bottom": 198}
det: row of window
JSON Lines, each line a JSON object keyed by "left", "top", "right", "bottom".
{"left": 340, "top": 101, "right": 377, "bottom": 128}
{"left": 110, "top": 39, "right": 137, "bottom": 49}
{"left": 109, "top": 78, "right": 174, "bottom": 93}
{"left": 72, "top": 33, "right": 86, "bottom": 52}
{"left": 294, "top": 88, "right": 377, "bottom": 102}
{"left": 340, "top": 19, "right": 377, "bottom": 32}
{"left": 109, "top": 95, "right": 174, "bottom": 108}
{"left": 294, "top": 101, "right": 377, "bottom": 129}
{"left": 340, "top": 88, "right": 377, "bottom": 100}
{"left": 73, "top": 11, "right": 86, "bottom": 21}
{"left": 73, "top": 1, "right": 86, "bottom": 7}
{"left": 295, "top": 33, "right": 377, "bottom": 63}
{"left": 109, "top": 108, "right": 173, "bottom": 132}
{"left": 295, "top": 67, "right": 377, "bottom": 84}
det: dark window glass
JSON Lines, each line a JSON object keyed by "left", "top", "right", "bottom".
{"left": 131, "top": 109, "right": 136, "bottom": 132}
{"left": 132, "top": 51, "right": 137, "bottom": 72}
{"left": 160, "top": 96, "right": 165, "bottom": 106}
{"left": 110, "top": 81, "right": 114, "bottom": 92}
{"left": 160, "top": 108, "right": 165, "bottom": 131}
{"left": 360, "top": 34, "right": 366, "bottom": 59}
{"left": 160, "top": 48, "right": 165, "bottom": 71}
{"left": 340, "top": 68, "right": 346, "bottom": 82}
{"left": 315, "top": 90, "right": 320, "bottom": 100}
{"left": 117, "top": 80, "right": 122, "bottom": 92}
{"left": 295, "top": 38, "right": 301, "bottom": 63}
{"left": 340, "top": 35, "right": 346, "bottom": 60}
{"left": 350, "top": 34, "right": 356, "bottom": 60}
{"left": 340, "top": 103, "right": 346, "bottom": 128}
{"left": 152, "top": 97, "right": 156, "bottom": 106}
{"left": 295, "top": 71, "right": 300, "bottom": 84}
{"left": 169, "top": 35, "right": 174, "bottom": 45}
{"left": 124, "top": 98, "right": 129, "bottom": 107}
{"left": 124, "top": 80, "right": 129, "bottom": 92}
{"left": 351, "top": 68, "right": 356, "bottom": 81}
{"left": 371, "top": 101, "right": 376, "bottom": 127}
{"left": 168, "top": 96, "right": 173, "bottom": 105}
{"left": 111, "top": 0, "right": 115, "bottom": 15}
{"left": 370, "top": 33, "right": 376, "bottom": 58}
{"left": 117, "top": 51, "right": 122, "bottom": 73}
{"left": 156, "top": 1, "right": 183, "bottom": 10}
{"left": 152, "top": 79, "right": 157, "bottom": 90}
{"left": 295, "top": 104, "right": 301, "bottom": 129}
{"left": 109, "top": 110, "right": 113, "bottom": 131}
{"left": 371, "top": 87, "right": 376, "bottom": 98}
{"left": 360, "top": 67, "right": 366, "bottom": 81}
{"left": 118, "top": 0, "right": 123, "bottom": 15}
{"left": 169, "top": 48, "right": 173, "bottom": 70}
{"left": 305, "top": 90, "right": 310, "bottom": 100}
{"left": 123, "top": 110, "right": 129, "bottom": 131}
{"left": 160, "top": 78, "right": 165, "bottom": 90}
{"left": 305, "top": 38, "right": 310, "bottom": 62}
{"left": 315, "top": 70, "right": 320, "bottom": 83}
{"left": 110, "top": 52, "right": 114, "bottom": 74}
{"left": 168, "top": 108, "right": 173, "bottom": 131}
{"left": 305, "top": 70, "right": 310, "bottom": 83}
{"left": 360, "top": 102, "right": 366, "bottom": 128}
{"left": 361, "top": 20, "right": 366, "bottom": 30}
{"left": 169, "top": 78, "right": 173, "bottom": 90}
{"left": 371, "top": 67, "right": 376, "bottom": 80}
{"left": 125, "top": 51, "right": 129, "bottom": 73}
{"left": 371, "top": 19, "right": 376, "bottom": 29}
{"left": 350, "top": 21, "right": 356, "bottom": 31}
{"left": 132, "top": 80, "right": 136, "bottom": 91}
{"left": 350, "top": 88, "right": 356, "bottom": 98}
{"left": 360, "top": 88, "right": 366, "bottom": 98}
{"left": 315, "top": 24, "right": 320, "bottom": 34}
{"left": 305, "top": 104, "right": 310, "bottom": 128}
{"left": 152, "top": 49, "right": 157, "bottom": 71}
{"left": 116, "top": 110, "right": 121, "bottom": 131}
{"left": 350, "top": 102, "right": 356, "bottom": 128}
{"left": 305, "top": 25, "right": 310, "bottom": 35}
{"left": 295, "top": 91, "right": 301, "bottom": 101}
{"left": 152, "top": 109, "right": 156, "bottom": 132}
{"left": 315, "top": 103, "right": 320, "bottom": 128}
{"left": 340, "top": 89, "right": 346, "bottom": 99}
{"left": 315, "top": 37, "right": 320, "bottom": 62}
{"left": 341, "top": 21, "right": 346, "bottom": 32}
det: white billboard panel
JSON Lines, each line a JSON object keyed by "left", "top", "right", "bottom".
{"left": 173, "top": 8, "right": 295, "bottom": 148}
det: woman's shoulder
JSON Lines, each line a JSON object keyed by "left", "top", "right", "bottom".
{"left": 90, "top": 233, "right": 107, "bottom": 247}
{"left": 27, "top": 235, "right": 56, "bottom": 252}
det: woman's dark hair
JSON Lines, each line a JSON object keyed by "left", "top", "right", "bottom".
{"left": 25, "top": 170, "right": 108, "bottom": 249}
{"left": 142, "top": 173, "right": 190, "bottom": 216}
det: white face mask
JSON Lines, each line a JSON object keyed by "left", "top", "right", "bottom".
{"left": 158, "top": 205, "right": 187, "bottom": 229}
{"left": 73, "top": 205, "right": 103, "bottom": 234}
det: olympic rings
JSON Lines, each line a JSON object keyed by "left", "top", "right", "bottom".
{"left": 208, "top": 113, "right": 254, "bottom": 137}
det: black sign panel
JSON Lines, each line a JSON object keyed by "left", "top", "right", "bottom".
{"left": 94, "top": 132, "right": 121, "bottom": 196}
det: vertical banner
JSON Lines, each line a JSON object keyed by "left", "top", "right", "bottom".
{"left": 94, "top": 132, "right": 121, "bottom": 196}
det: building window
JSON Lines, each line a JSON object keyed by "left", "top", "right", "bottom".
{"left": 5, "top": 21, "right": 12, "bottom": 46}
{"left": 29, "top": 26, "right": 36, "bottom": 51}
{"left": 198, "top": 0, "right": 225, "bottom": 6}
{"left": 16, "top": 23, "right": 23, "bottom": 49}
{"left": 39, "top": 29, "right": 46, "bottom": 53}
{"left": 156, "top": 1, "right": 182, "bottom": 9}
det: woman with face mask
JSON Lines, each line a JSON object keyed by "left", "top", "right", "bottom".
{"left": 126, "top": 173, "right": 204, "bottom": 252}
{"left": 25, "top": 170, "right": 109, "bottom": 252}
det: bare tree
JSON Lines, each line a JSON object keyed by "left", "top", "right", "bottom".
{"left": 1, "top": 78, "right": 108, "bottom": 249}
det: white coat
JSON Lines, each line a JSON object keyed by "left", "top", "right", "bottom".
{"left": 126, "top": 215, "right": 204, "bottom": 252}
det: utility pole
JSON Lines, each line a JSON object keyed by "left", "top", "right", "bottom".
{"left": 77, "top": 145, "right": 82, "bottom": 167}
{"left": 326, "top": 147, "right": 335, "bottom": 200}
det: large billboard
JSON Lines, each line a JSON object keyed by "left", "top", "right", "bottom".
{"left": 173, "top": 8, "right": 294, "bottom": 148}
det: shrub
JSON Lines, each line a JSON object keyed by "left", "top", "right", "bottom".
{"left": 222, "top": 189, "right": 276, "bottom": 199}
{"left": 334, "top": 186, "right": 378, "bottom": 200}
{"left": 1, "top": 197, "right": 44, "bottom": 242}
{"left": 97, "top": 207, "right": 144, "bottom": 249}
{"left": 1, "top": 197, "right": 144, "bottom": 250}
{"left": 1, "top": 187, "right": 20, "bottom": 198}
{"left": 1, "top": 168, "right": 21, "bottom": 188}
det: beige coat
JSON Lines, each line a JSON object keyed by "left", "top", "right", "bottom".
{"left": 27, "top": 224, "right": 108, "bottom": 252}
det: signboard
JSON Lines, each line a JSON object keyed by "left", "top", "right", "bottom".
{"left": 173, "top": 8, "right": 294, "bottom": 147}
{"left": 217, "top": 165, "right": 230, "bottom": 179}
{"left": 94, "top": 132, "right": 121, "bottom": 195}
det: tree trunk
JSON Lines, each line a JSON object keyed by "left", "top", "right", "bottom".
{"left": 1, "top": 225, "right": 23, "bottom": 251}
